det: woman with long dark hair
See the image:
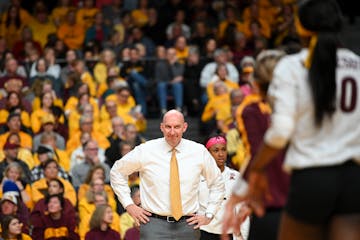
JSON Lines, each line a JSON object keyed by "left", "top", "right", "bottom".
{"left": 0, "top": 5, "right": 23, "bottom": 49}
{"left": 1, "top": 215, "right": 31, "bottom": 240}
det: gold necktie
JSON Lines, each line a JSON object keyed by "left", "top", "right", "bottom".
{"left": 170, "top": 148, "right": 182, "bottom": 220}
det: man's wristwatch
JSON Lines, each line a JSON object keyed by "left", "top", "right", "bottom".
{"left": 205, "top": 212, "right": 214, "bottom": 220}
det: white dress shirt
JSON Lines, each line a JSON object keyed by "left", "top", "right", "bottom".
{"left": 110, "top": 138, "right": 225, "bottom": 216}
{"left": 266, "top": 48, "right": 360, "bottom": 170}
{"left": 199, "top": 167, "right": 250, "bottom": 238}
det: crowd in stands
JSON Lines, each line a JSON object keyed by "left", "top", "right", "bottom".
{"left": 0, "top": 0, "right": 303, "bottom": 239}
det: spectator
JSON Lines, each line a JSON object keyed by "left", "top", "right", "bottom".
{"left": 201, "top": 81, "right": 232, "bottom": 135}
{"left": 67, "top": 94, "right": 98, "bottom": 137}
{"left": 31, "top": 144, "right": 71, "bottom": 182}
{"left": 231, "top": 32, "right": 254, "bottom": 68}
{"left": 102, "top": 0, "right": 124, "bottom": 28}
{"left": 99, "top": 100, "right": 123, "bottom": 137}
{"left": 142, "top": 7, "right": 166, "bottom": 46}
{"left": 30, "top": 178, "right": 76, "bottom": 229}
{"left": 0, "top": 58, "right": 29, "bottom": 104}
{"left": 28, "top": 55, "right": 52, "bottom": 80}
{"left": 0, "top": 51, "right": 27, "bottom": 77}
{"left": 78, "top": 190, "right": 120, "bottom": 239}
{"left": 64, "top": 83, "right": 99, "bottom": 119}
{"left": 201, "top": 38, "right": 217, "bottom": 64}
{"left": 0, "top": 132, "right": 34, "bottom": 171}
{"left": 70, "top": 139, "right": 110, "bottom": 189}
{"left": 29, "top": 58, "right": 60, "bottom": 96}
{"left": 93, "top": 48, "right": 119, "bottom": 88}
{"left": 272, "top": 3, "right": 296, "bottom": 48}
{"left": 166, "top": 9, "right": 191, "bottom": 40}
{"left": 129, "top": 26, "right": 155, "bottom": 57}
{"left": 224, "top": 88, "right": 246, "bottom": 171}
{"left": 66, "top": 114, "right": 109, "bottom": 156}
{"left": 51, "top": 0, "right": 74, "bottom": 27}
{"left": 0, "top": 138, "right": 32, "bottom": 184}
{"left": 77, "top": 165, "right": 114, "bottom": 203}
{"left": 191, "top": 21, "right": 213, "bottom": 49}
{"left": 98, "top": 86, "right": 139, "bottom": 126}
{"left": 182, "top": 46, "right": 204, "bottom": 116}
{"left": 120, "top": 47, "right": 148, "bottom": 116}
{"left": 130, "top": 0, "right": 149, "bottom": 28}
{"left": 31, "top": 159, "right": 76, "bottom": 206}
{"left": 155, "top": 47, "right": 184, "bottom": 115}
{"left": 76, "top": 0, "right": 99, "bottom": 30}
{"left": 12, "top": 26, "right": 42, "bottom": 62}
{"left": 28, "top": 2, "right": 57, "bottom": 48}
{"left": 0, "top": 112, "right": 32, "bottom": 150}
{"left": 43, "top": 47, "right": 61, "bottom": 79}
{"left": 59, "top": 49, "right": 77, "bottom": 86}
{"left": 217, "top": 6, "right": 244, "bottom": 42}
{"left": 85, "top": 204, "right": 121, "bottom": 240}
{"left": 53, "top": 106, "right": 69, "bottom": 142}
{"left": 0, "top": 165, "right": 32, "bottom": 208}
{"left": 104, "top": 116, "right": 126, "bottom": 167}
{"left": 57, "top": 8, "right": 85, "bottom": 50}
{"left": 0, "top": 5, "right": 25, "bottom": 49}
{"left": 124, "top": 123, "right": 145, "bottom": 147}
{"left": 31, "top": 194, "right": 79, "bottom": 240}
{"left": 70, "top": 132, "right": 106, "bottom": 170}
{"left": 0, "top": 91, "right": 31, "bottom": 133}
{"left": 34, "top": 130, "right": 70, "bottom": 172}
{"left": 30, "top": 91, "right": 62, "bottom": 135}
{"left": 242, "top": 1, "right": 272, "bottom": 40}
{"left": 0, "top": 215, "right": 31, "bottom": 240}
{"left": 0, "top": 0, "right": 33, "bottom": 26}
{"left": 206, "top": 63, "right": 239, "bottom": 101}
{"left": 84, "top": 12, "right": 111, "bottom": 47}
{"left": 103, "top": 29, "right": 124, "bottom": 59}
{"left": 199, "top": 48, "right": 239, "bottom": 98}
{"left": 173, "top": 36, "right": 189, "bottom": 64}
{"left": 31, "top": 79, "right": 63, "bottom": 112}
{"left": 0, "top": 186, "right": 30, "bottom": 233}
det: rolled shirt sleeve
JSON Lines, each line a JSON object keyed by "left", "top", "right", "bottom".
{"left": 110, "top": 147, "right": 142, "bottom": 208}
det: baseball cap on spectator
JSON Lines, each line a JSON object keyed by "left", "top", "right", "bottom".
{"left": 37, "top": 144, "right": 54, "bottom": 155}
{"left": 41, "top": 114, "right": 55, "bottom": 125}
{"left": 1, "top": 192, "right": 18, "bottom": 205}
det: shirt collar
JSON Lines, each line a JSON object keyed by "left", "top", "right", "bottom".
{"left": 163, "top": 138, "right": 185, "bottom": 153}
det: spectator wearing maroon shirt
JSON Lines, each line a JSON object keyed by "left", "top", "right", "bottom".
{"left": 0, "top": 58, "right": 30, "bottom": 111}
{"left": 31, "top": 194, "right": 79, "bottom": 240}
{"left": 12, "top": 26, "right": 43, "bottom": 62}
{"left": 85, "top": 204, "right": 121, "bottom": 240}
{"left": 30, "top": 178, "right": 76, "bottom": 226}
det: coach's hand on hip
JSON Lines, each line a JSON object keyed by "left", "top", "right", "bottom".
{"left": 187, "top": 214, "right": 212, "bottom": 229}
{"left": 126, "top": 204, "right": 152, "bottom": 226}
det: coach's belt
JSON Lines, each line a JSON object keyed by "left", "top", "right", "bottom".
{"left": 151, "top": 213, "right": 192, "bottom": 222}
